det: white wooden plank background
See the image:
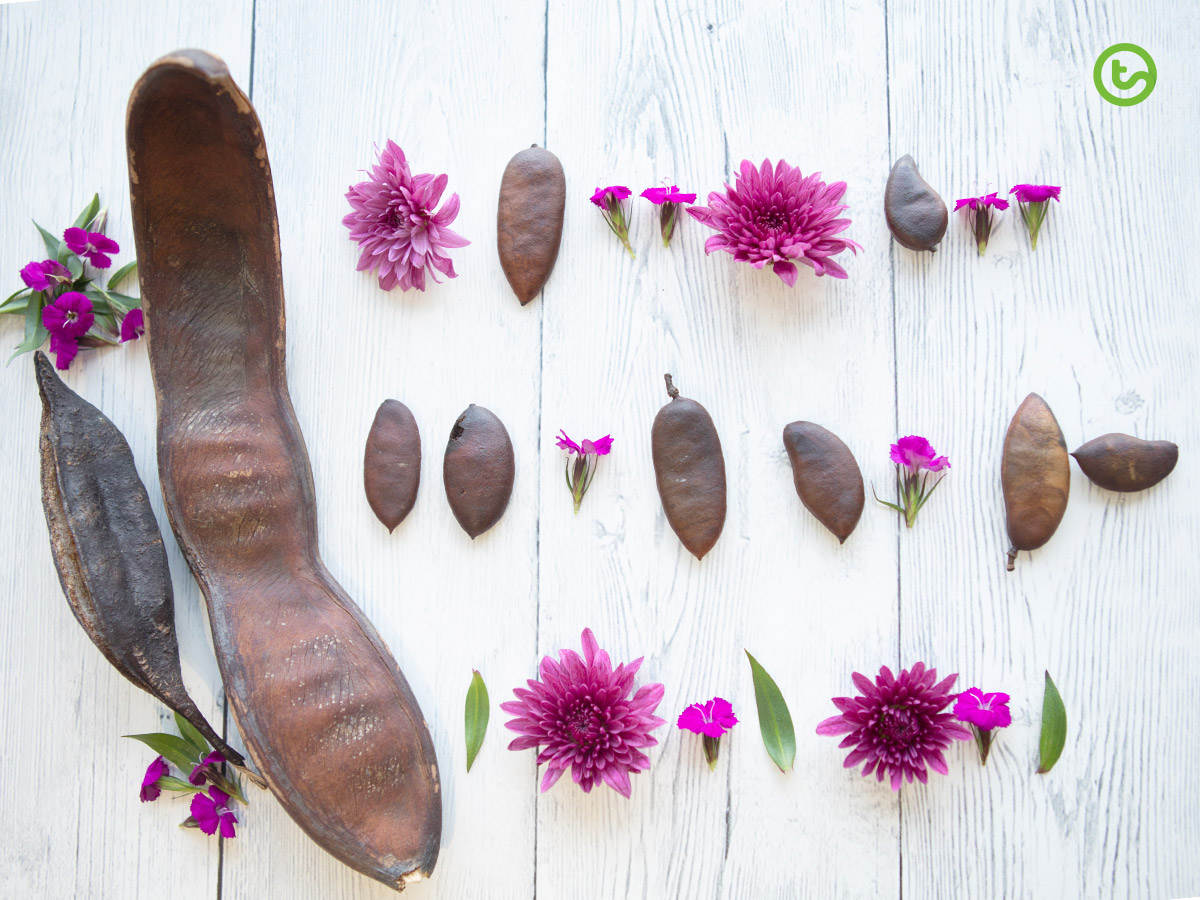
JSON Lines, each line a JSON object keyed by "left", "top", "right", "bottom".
{"left": 1, "top": 1, "right": 1196, "bottom": 898}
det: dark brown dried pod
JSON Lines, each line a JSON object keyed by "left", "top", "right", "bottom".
{"left": 35, "top": 351, "right": 245, "bottom": 767}
{"left": 652, "top": 374, "right": 727, "bottom": 560}
{"left": 1071, "top": 433, "right": 1178, "bottom": 492}
{"left": 128, "top": 50, "right": 440, "bottom": 889}
{"left": 782, "top": 421, "right": 864, "bottom": 543}
{"left": 443, "top": 404, "right": 515, "bottom": 538}
{"left": 364, "top": 400, "right": 422, "bottom": 531}
{"left": 1002, "top": 393, "right": 1070, "bottom": 571}
{"left": 497, "top": 145, "right": 565, "bottom": 305}
{"left": 885, "top": 155, "right": 948, "bottom": 252}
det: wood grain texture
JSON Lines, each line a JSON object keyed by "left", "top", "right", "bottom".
{"left": 2, "top": 0, "right": 1198, "bottom": 898}
{"left": 888, "top": 1, "right": 1200, "bottom": 897}
{"left": 0, "top": 2, "right": 251, "bottom": 899}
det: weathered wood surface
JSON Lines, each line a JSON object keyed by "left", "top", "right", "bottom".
{"left": 0, "top": 0, "right": 1196, "bottom": 898}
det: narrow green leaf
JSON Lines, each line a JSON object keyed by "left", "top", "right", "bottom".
{"left": 8, "top": 292, "right": 47, "bottom": 364}
{"left": 82, "top": 289, "right": 115, "bottom": 318}
{"left": 464, "top": 669, "right": 490, "bottom": 772}
{"left": 157, "top": 776, "right": 204, "bottom": 794}
{"left": 124, "top": 732, "right": 202, "bottom": 774}
{"left": 745, "top": 650, "right": 796, "bottom": 773}
{"left": 72, "top": 194, "right": 100, "bottom": 230}
{"left": 174, "top": 712, "right": 212, "bottom": 757}
{"left": 0, "top": 288, "right": 31, "bottom": 316}
{"left": 1037, "top": 670, "right": 1067, "bottom": 774}
{"left": 106, "top": 260, "right": 138, "bottom": 290}
{"left": 34, "top": 221, "right": 62, "bottom": 259}
{"left": 66, "top": 255, "right": 84, "bottom": 281}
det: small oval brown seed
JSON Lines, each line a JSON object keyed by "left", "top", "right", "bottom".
{"left": 1002, "top": 393, "right": 1070, "bottom": 571}
{"left": 1071, "top": 433, "right": 1178, "bottom": 492}
{"left": 782, "top": 421, "right": 864, "bottom": 544}
{"left": 443, "top": 404, "right": 515, "bottom": 538}
{"left": 885, "top": 154, "right": 948, "bottom": 252}
{"left": 497, "top": 145, "right": 566, "bottom": 305}
{"left": 364, "top": 399, "right": 422, "bottom": 531}
{"left": 652, "top": 374, "right": 727, "bottom": 560}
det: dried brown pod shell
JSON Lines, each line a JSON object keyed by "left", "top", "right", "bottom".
{"left": 1002, "top": 393, "right": 1070, "bottom": 571}
{"left": 364, "top": 400, "right": 422, "bottom": 531}
{"left": 128, "top": 49, "right": 440, "bottom": 889}
{"left": 497, "top": 145, "right": 566, "bottom": 305}
{"left": 652, "top": 374, "right": 726, "bottom": 560}
{"left": 1071, "top": 433, "right": 1178, "bottom": 492}
{"left": 442, "top": 404, "right": 515, "bottom": 538}
{"left": 782, "top": 421, "right": 864, "bottom": 543}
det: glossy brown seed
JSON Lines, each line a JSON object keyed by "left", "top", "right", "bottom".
{"left": 885, "top": 155, "right": 948, "bottom": 252}
{"left": 443, "top": 404, "right": 515, "bottom": 538}
{"left": 364, "top": 400, "right": 422, "bottom": 532}
{"left": 1002, "top": 393, "right": 1070, "bottom": 571}
{"left": 35, "top": 351, "right": 246, "bottom": 768}
{"left": 127, "top": 50, "right": 440, "bottom": 890}
{"left": 1071, "top": 433, "right": 1178, "bottom": 492}
{"left": 497, "top": 145, "right": 565, "bottom": 305}
{"left": 652, "top": 374, "right": 726, "bottom": 560}
{"left": 782, "top": 421, "right": 864, "bottom": 544}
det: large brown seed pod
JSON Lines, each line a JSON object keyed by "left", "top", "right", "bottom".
{"left": 885, "top": 155, "right": 948, "bottom": 252}
{"left": 127, "top": 50, "right": 440, "bottom": 890}
{"left": 652, "top": 374, "right": 726, "bottom": 560}
{"left": 443, "top": 404, "right": 515, "bottom": 538}
{"left": 364, "top": 400, "right": 422, "bottom": 531}
{"left": 1002, "top": 393, "right": 1070, "bottom": 571}
{"left": 1071, "top": 433, "right": 1178, "bottom": 492}
{"left": 782, "top": 421, "right": 864, "bottom": 544}
{"left": 497, "top": 145, "right": 565, "bottom": 305}
{"left": 34, "top": 351, "right": 245, "bottom": 768}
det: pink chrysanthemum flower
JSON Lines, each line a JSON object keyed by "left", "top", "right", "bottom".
{"left": 816, "top": 663, "right": 971, "bottom": 790}
{"left": 687, "top": 158, "right": 861, "bottom": 285}
{"left": 343, "top": 140, "right": 469, "bottom": 292}
{"left": 501, "top": 628, "right": 665, "bottom": 797}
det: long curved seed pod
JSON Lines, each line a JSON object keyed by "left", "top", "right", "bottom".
{"left": 652, "top": 374, "right": 726, "bottom": 559}
{"left": 127, "top": 50, "right": 440, "bottom": 889}
{"left": 1002, "top": 393, "right": 1070, "bottom": 571}
{"left": 35, "top": 351, "right": 245, "bottom": 767}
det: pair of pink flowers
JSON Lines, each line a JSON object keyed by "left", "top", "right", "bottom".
{"left": 139, "top": 751, "right": 240, "bottom": 837}
{"left": 955, "top": 183, "right": 1061, "bottom": 254}
{"left": 590, "top": 184, "right": 698, "bottom": 256}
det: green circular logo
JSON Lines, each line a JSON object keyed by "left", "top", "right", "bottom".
{"left": 1093, "top": 43, "right": 1156, "bottom": 106}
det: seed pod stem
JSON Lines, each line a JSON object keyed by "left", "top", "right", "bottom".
{"left": 664, "top": 373, "right": 680, "bottom": 399}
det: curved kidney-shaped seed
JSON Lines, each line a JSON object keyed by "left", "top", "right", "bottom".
{"left": 443, "top": 404, "right": 515, "bottom": 538}
{"left": 497, "top": 145, "right": 565, "bottom": 305}
{"left": 35, "top": 351, "right": 245, "bottom": 768}
{"left": 1002, "top": 393, "right": 1070, "bottom": 571}
{"left": 652, "top": 374, "right": 726, "bottom": 560}
{"left": 364, "top": 400, "right": 422, "bottom": 532}
{"left": 1071, "top": 433, "right": 1178, "bottom": 492}
{"left": 782, "top": 421, "right": 864, "bottom": 544}
{"left": 885, "top": 154, "right": 948, "bottom": 252}
{"left": 127, "top": 50, "right": 440, "bottom": 890}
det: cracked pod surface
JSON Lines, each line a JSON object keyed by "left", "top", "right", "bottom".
{"left": 127, "top": 50, "right": 440, "bottom": 890}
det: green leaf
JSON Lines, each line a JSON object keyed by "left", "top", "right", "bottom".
{"left": 174, "top": 712, "right": 212, "bottom": 757}
{"left": 124, "top": 732, "right": 203, "bottom": 774}
{"left": 34, "top": 221, "right": 62, "bottom": 260}
{"left": 745, "top": 650, "right": 795, "bottom": 773}
{"left": 157, "top": 775, "right": 204, "bottom": 794}
{"left": 66, "top": 255, "right": 84, "bottom": 281}
{"left": 464, "top": 669, "right": 490, "bottom": 772}
{"left": 8, "top": 292, "right": 47, "bottom": 364}
{"left": 0, "top": 288, "right": 31, "bottom": 316}
{"left": 106, "top": 260, "right": 137, "bottom": 290}
{"left": 1037, "top": 670, "right": 1067, "bottom": 774}
{"left": 72, "top": 194, "right": 100, "bottom": 230}
{"left": 82, "top": 289, "right": 115, "bottom": 318}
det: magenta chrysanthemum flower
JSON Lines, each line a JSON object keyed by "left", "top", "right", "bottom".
{"left": 139, "top": 755, "right": 169, "bottom": 803}
{"left": 42, "top": 291, "right": 94, "bottom": 339}
{"left": 501, "top": 627, "right": 665, "bottom": 797}
{"left": 190, "top": 787, "right": 238, "bottom": 838}
{"left": 678, "top": 697, "right": 738, "bottom": 771}
{"left": 954, "top": 687, "right": 1011, "bottom": 765}
{"left": 816, "top": 663, "right": 971, "bottom": 790}
{"left": 889, "top": 435, "right": 950, "bottom": 473}
{"left": 687, "top": 158, "right": 861, "bottom": 285}
{"left": 954, "top": 192, "right": 1009, "bottom": 256}
{"left": 343, "top": 140, "right": 469, "bottom": 292}
{"left": 120, "top": 308, "right": 145, "bottom": 342}
{"left": 63, "top": 227, "right": 119, "bottom": 269}
{"left": 20, "top": 258, "right": 70, "bottom": 292}
{"left": 556, "top": 431, "right": 613, "bottom": 513}
{"left": 1009, "top": 184, "right": 1061, "bottom": 250}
